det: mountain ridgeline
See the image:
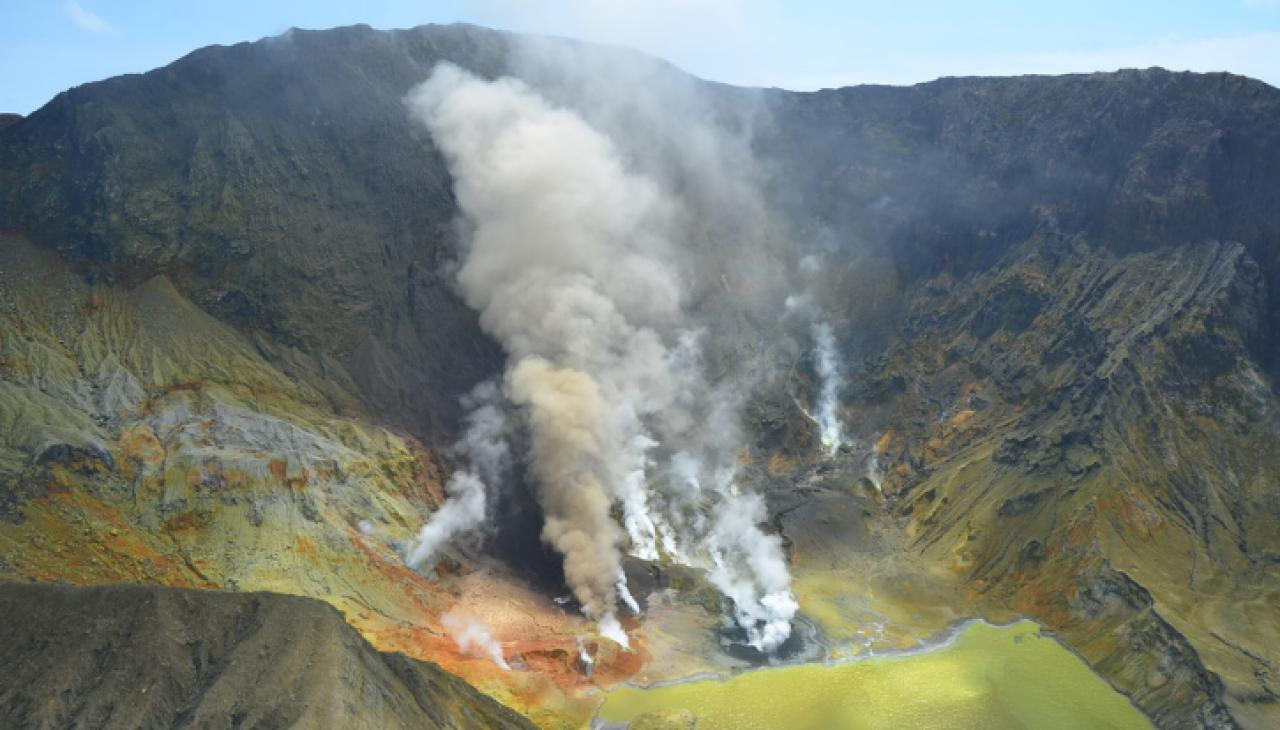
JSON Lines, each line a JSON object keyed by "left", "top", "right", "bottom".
{"left": 1, "top": 22, "right": 1278, "bottom": 729}
{"left": 0, "top": 582, "right": 534, "bottom": 729}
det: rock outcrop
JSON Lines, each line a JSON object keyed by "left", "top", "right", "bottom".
{"left": 0, "top": 581, "right": 534, "bottom": 729}
{"left": 2, "top": 21, "right": 1278, "bottom": 729}
{"left": 832, "top": 236, "right": 1278, "bottom": 728}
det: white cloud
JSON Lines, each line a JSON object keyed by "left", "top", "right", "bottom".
{"left": 65, "top": 1, "right": 115, "bottom": 34}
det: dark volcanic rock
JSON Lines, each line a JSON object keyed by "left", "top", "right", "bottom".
{"left": 856, "top": 237, "right": 1280, "bottom": 727}
{"left": 0, "top": 582, "right": 534, "bottom": 730}
{"left": 2, "top": 21, "right": 1280, "bottom": 729}
{"left": 3, "top": 26, "right": 1278, "bottom": 443}
{"left": 757, "top": 70, "right": 1280, "bottom": 367}
{"left": 0, "top": 25, "right": 514, "bottom": 442}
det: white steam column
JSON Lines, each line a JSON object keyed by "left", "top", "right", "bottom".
{"left": 406, "top": 64, "right": 796, "bottom": 653}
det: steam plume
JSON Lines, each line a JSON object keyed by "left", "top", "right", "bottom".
{"left": 785, "top": 261, "right": 846, "bottom": 457}
{"left": 407, "top": 63, "right": 796, "bottom": 652}
{"left": 441, "top": 612, "right": 510, "bottom": 670}
{"left": 707, "top": 493, "right": 799, "bottom": 650}
{"left": 407, "top": 382, "right": 510, "bottom": 569}
{"left": 811, "top": 321, "right": 845, "bottom": 455}
{"left": 576, "top": 637, "right": 595, "bottom": 677}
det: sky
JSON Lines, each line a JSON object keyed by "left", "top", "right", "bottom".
{"left": 2, "top": 1, "right": 1279, "bottom": 115}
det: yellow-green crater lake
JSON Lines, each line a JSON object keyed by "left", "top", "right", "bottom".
{"left": 599, "top": 620, "right": 1151, "bottom": 729}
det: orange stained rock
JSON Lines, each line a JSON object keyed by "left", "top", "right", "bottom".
{"left": 294, "top": 536, "right": 320, "bottom": 558}
{"left": 117, "top": 423, "right": 164, "bottom": 474}
{"left": 348, "top": 532, "right": 448, "bottom": 616}
{"left": 162, "top": 511, "right": 205, "bottom": 534}
{"left": 1097, "top": 487, "right": 1163, "bottom": 542}
{"left": 342, "top": 567, "right": 649, "bottom": 726}
{"left": 766, "top": 452, "right": 794, "bottom": 475}
{"left": 404, "top": 439, "right": 446, "bottom": 506}
{"left": 268, "top": 458, "right": 288, "bottom": 482}
{"left": 16, "top": 492, "right": 214, "bottom": 589}
{"left": 948, "top": 408, "right": 977, "bottom": 430}
{"left": 9, "top": 461, "right": 649, "bottom": 726}
{"left": 875, "top": 429, "right": 895, "bottom": 454}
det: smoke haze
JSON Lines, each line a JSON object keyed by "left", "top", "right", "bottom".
{"left": 406, "top": 60, "right": 797, "bottom": 651}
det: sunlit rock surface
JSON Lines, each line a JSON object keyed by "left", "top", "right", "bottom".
{"left": 2, "top": 21, "right": 1279, "bottom": 729}
{"left": 0, "top": 236, "right": 636, "bottom": 727}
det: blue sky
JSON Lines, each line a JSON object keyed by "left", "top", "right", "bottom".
{"left": 2, "top": 1, "right": 1279, "bottom": 114}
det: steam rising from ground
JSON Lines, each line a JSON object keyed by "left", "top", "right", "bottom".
{"left": 407, "top": 382, "right": 510, "bottom": 569}
{"left": 441, "top": 612, "right": 510, "bottom": 670}
{"left": 406, "top": 63, "right": 796, "bottom": 651}
{"left": 576, "top": 637, "right": 595, "bottom": 677}
{"left": 786, "top": 255, "right": 847, "bottom": 456}
{"left": 810, "top": 321, "right": 845, "bottom": 455}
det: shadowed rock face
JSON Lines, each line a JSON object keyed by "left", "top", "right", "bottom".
{"left": 758, "top": 71, "right": 1280, "bottom": 318}
{"left": 1, "top": 21, "right": 1279, "bottom": 729}
{"left": 0, "top": 582, "right": 534, "bottom": 730}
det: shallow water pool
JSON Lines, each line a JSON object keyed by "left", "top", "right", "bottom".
{"left": 599, "top": 620, "right": 1151, "bottom": 729}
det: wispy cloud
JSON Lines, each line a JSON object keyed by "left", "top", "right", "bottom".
{"left": 65, "top": 1, "right": 115, "bottom": 34}
{"left": 465, "top": 0, "right": 775, "bottom": 77}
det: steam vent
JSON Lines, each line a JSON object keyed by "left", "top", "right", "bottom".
{"left": 2, "top": 18, "right": 1279, "bottom": 730}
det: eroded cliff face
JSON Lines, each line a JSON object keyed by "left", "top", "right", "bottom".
{"left": 750, "top": 64, "right": 1280, "bottom": 730}
{"left": 821, "top": 236, "right": 1278, "bottom": 728}
{"left": 2, "top": 22, "right": 1279, "bottom": 729}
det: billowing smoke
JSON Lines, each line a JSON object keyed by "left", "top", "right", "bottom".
{"left": 441, "top": 612, "right": 510, "bottom": 670}
{"left": 506, "top": 358, "right": 628, "bottom": 624}
{"left": 406, "top": 63, "right": 796, "bottom": 652}
{"left": 407, "top": 382, "right": 510, "bottom": 569}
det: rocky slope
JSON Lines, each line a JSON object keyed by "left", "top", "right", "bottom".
{"left": 0, "top": 233, "right": 637, "bottom": 727}
{"left": 1, "top": 21, "right": 1278, "bottom": 729}
{"left": 0, "top": 581, "right": 533, "bottom": 729}
{"left": 829, "top": 235, "right": 1278, "bottom": 728}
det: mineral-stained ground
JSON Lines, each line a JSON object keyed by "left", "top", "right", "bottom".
{"left": 2, "top": 22, "right": 1278, "bottom": 730}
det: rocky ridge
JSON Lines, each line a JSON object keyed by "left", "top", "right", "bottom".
{"left": 0, "top": 581, "right": 534, "bottom": 729}
{"left": 1, "top": 22, "right": 1278, "bottom": 729}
